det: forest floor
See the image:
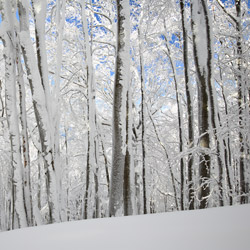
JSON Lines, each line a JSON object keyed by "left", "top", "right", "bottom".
{"left": 0, "top": 204, "right": 249, "bottom": 250}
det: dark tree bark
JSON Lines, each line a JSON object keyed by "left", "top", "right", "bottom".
{"left": 219, "top": 82, "right": 233, "bottom": 205}
{"left": 17, "top": 44, "right": 33, "bottom": 225}
{"left": 109, "top": 0, "right": 131, "bottom": 217}
{"left": 191, "top": 0, "right": 211, "bottom": 209}
{"left": 235, "top": 0, "right": 246, "bottom": 204}
{"left": 180, "top": 0, "right": 195, "bottom": 210}
{"left": 138, "top": 27, "right": 148, "bottom": 214}
{"left": 84, "top": 92, "right": 90, "bottom": 219}
{"left": 124, "top": 90, "right": 134, "bottom": 216}
{"left": 202, "top": 0, "right": 224, "bottom": 207}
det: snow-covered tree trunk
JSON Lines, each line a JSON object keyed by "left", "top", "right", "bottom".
{"left": 180, "top": 0, "right": 195, "bottom": 210}
{"left": 138, "top": 27, "right": 148, "bottom": 215}
{"left": 31, "top": 0, "right": 61, "bottom": 216}
{"left": 53, "top": 0, "right": 66, "bottom": 219}
{"left": 31, "top": 0, "right": 51, "bottom": 104}
{"left": 81, "top": 0, "right": 100, "bottom": 219}
{"left": 124, "top": 82, "right": 135, "bottom": 216}
{"left": 191, "top": 0, "right": 211, "bottom": 209}
{"left": 84, "top": 102, "right": 91, "bottom": 219}
{"left": 235, "top": 0, "right": 247, "bottom": 204}
{"left": 16, "top": 43, "right": 33, "bottom": 226}
{"left": 99, "top": 128, "right": 110, "bottom": 191}
{"left": 109, "top": 0, "right": 130, "bottom": 217}
{"left": 1, "top": 0, "right": 28, "bottom": 229}
{"left": 200, "top": 0, "right": 225, "bottom": 207}
{"left": 18, "top": 0, "right": 59, "bottom": 223}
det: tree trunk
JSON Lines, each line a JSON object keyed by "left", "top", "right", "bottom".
{"left": 1, "top": 1, "right": 28, "bottom": 228}
{"left": 191, "top": 0, "right": 211, "bottom": 209}
{"left": 219, "top": 82, "right": 233, "bottom": 205}
{"left": 109, "top": 0, "right": 130, "bottom": 217}
{"left": 18, "top": 1, "right": 59, "bottom": 223}
{"left": 201, "top": 0, "right": 225, "bottom": 207}
{"left": 53, "top": 0, "right": 66, "bottom": 218}
{"left": 235, "top": 0, "right": 246, "bottom": 204}
{"left": 124, "top": 87, "right": 135, "bottom": 216}
{"left": 180, "top": 0, "right": 195, "bottom": 210}
{"left": 17, "top": 43, "right": 33, "bottom": 225}
{"left": 138, "top": 27, "right": 148, "bottom": 214}
{"left": 80, "top": 0, "right": 99, "bottom": 219}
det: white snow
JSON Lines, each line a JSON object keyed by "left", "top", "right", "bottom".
{"left": 0, "top": 204, "right": 249, "bottom": 250}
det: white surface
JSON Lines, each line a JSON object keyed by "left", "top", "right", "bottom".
{"left": 0, "top": 204, "right": 249, "bottom": 250}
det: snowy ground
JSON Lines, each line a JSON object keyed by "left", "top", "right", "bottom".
{"left": 0, "top": 204, "right": 249, "bottom": 250}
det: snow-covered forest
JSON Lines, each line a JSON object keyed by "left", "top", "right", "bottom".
{"left": 0, "top": 0, "right": 249, "bottom": 231}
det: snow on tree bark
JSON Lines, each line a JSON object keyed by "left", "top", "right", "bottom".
{"left": 17, "top": 43, "right": 33, "bottom": 226}
{"left": 109, "top": 0, "right": 130, "bottom": 217}
{"left": 201, "top": 0, "right": 225, "bottom": 207}
{"left": 235, "top": 0, "right": 247, "bottom": 204}
{"left": 18, "top": 0, "right": 60, "bottom": 223}
{"left": 180, "top": 0, "right": 195, "bottom": 210}
{"left": 138, "top": 27, "right": 148, "bottom": 214}
{"left": 80, "top": 0, "right": 100, "bottom": 219}
{"left": 53, "top": 0, "right": 66, "bottom": 219}
{"left": 1, "top": 0, "right": 28, "bottom": 229}
{"left": 191, "top": 0, "right": 211, "bottom": 209}
{"left": 124, "top": 81, "right": 135, "bottom": 216}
